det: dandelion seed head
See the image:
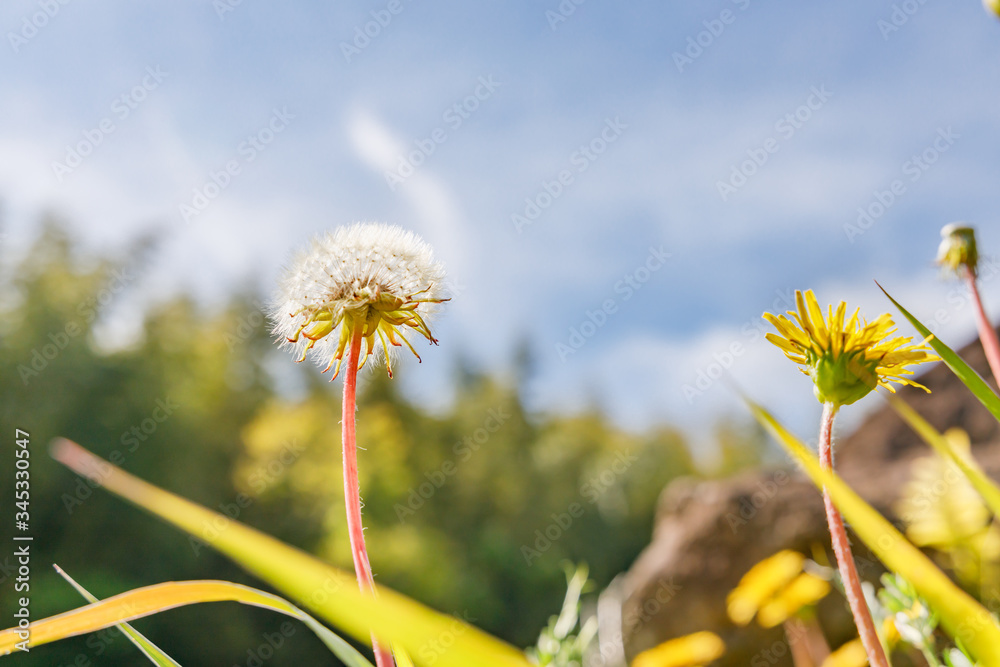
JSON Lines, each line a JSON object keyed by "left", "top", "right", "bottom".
{"left": 270, "top": 222, "right": 447, "bottom": 379}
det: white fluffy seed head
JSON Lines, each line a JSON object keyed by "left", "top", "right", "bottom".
{"left": 270, "top": 222, "right": 447, "bottom": 370}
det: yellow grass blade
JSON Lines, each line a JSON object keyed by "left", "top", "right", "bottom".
{"left": 0, "top": 579, "right": 373, "bottom": 666}
{"left": 887, "top": 394, "right": 1000, "bottom": 520}
{"left": 47, "top": 438, "right": 531, "bottom": 667}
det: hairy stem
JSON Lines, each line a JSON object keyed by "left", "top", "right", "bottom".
{"left": 819, "top": 402, "right": 889, "bottom": 667}
{"left": 342, "top": 324, "right": 396, "bottom": 667}
{"left": 966, "top": 270, "right": 1000, "bottom": 387}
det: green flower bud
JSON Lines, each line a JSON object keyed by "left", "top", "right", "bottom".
{"left": 936, "top": 223, "right": 978, "bottom": 277}
{"left": 811, "top": 354, "right": 878, "bottom": 407}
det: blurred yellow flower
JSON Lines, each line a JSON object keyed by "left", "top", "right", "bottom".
{"left": 757, "top": 572, "right": 831, "bottom": 628}
{"left": 727, "top": 550, "right": 830, "bottom": 628}
{"left": 728, "top": 550, "right": 803, "bottom": 625}
{"left": 820, "top": 639, "right": 868, "bottom": 667}
{"left": 898, "top": 429, "right": 991, "bottom": 549}
{"left": 631, "top": 631, "right": 725, "bottom": 667}
{"left": 764, "top": 289, "right": 937, "bottom": 406}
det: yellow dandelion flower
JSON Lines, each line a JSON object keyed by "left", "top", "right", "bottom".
{"left": 763, "top": 289, "right": 938, "bottom": 407}
{"left": 631, "top": 631, "right": 725, "bottom": 667}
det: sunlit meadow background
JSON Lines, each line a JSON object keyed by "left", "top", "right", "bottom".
{"left": 1, "top": 1, "right": 1000, "bottom": 665}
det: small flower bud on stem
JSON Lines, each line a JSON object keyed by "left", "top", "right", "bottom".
{"left": 936, "top": 224, "right": 1000, "bottom": 384}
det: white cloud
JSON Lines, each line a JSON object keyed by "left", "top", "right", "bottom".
{"left": 345, "top": 107, "right": 468, "bottom": 274}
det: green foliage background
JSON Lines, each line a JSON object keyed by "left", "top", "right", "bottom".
{"left": 0, "top": 224, "right": 763, "bottom": 666}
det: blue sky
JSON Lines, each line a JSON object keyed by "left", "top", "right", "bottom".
{"left": 3, "top": 1, "right": 999, "bottom": 450}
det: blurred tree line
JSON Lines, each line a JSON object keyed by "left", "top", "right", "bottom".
{"left": 0, "top": 223, "right": 766, "bottom": 666}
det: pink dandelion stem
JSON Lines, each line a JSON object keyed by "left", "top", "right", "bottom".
{"left": 819, "top": 403, "right": 889, "bottom": 667}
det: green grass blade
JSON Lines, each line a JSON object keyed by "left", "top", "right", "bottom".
{"left": 743, "top": 396, "right": 1000, "bottom": 666}
{"left": 47, "top": 438, "right": 531, "bottom": 667}
{"left": 294, "top": 615, "right": 375, "bottom": 667}
{"left": 878, "top": 282, "right": 1000, "bottom": 423}
{"left": 0, "top": 579, "right": 374, "bottom": 667}
{"left": 887, "top": 395, "right": 1000, "bottom": 520}
{"left": 53, "top": 565, "right": 182, "bottom": 666}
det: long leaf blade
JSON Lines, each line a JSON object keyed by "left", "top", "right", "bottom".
{"left": 743, "top": 397, "right": 1000, "bottom": 666}
{"left": 54, "top": 565, "right": 182, "bottom": 667}
{"left": 47, "top": 438, "right": 531, "bottom": 667}
{"left": 887, "top": 395, "right": 1000, "bottom": 520}
{"left": 0, "top": 579, "right": 374, "bottom": 667}
{"left": 878, "top": 282, "right": 1000, "bottom": 423}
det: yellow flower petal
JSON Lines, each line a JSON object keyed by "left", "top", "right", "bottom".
{"left": 727, "top": 550, "right": 804, "bottom": 626}
{"left": 632, "top": 631, "right": 725, "bottom": 667}
{"left": 756, "top": 572, "right": 831, "bottom": 628}
{"left": 763, "top": 290, "right": 936, "bottom": 406}
{"left": 820, "top": 639, "right": 868, "bottom": 667}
